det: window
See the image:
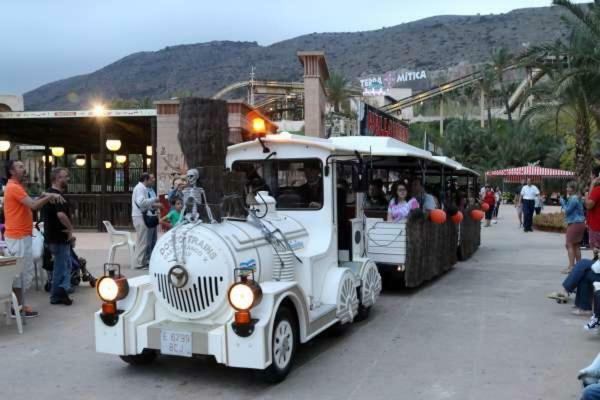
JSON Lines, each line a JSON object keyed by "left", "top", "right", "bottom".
{"left": 233, "top": 158, "right": 323, "bottom": 210}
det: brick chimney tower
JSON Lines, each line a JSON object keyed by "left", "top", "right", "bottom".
{"left": 297, "top": 51, "right": 330, "bottom": 138}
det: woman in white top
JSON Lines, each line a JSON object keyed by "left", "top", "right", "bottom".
{"left": 493, "top": 186, "right": 502, "bottom": 224}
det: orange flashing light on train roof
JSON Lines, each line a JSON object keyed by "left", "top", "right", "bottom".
{"left": 252, "top": 117, "right": 266, "bottom": 135}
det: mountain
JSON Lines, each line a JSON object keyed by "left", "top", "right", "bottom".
{"left": 24, "top": 6, "right": 569, "bottom": 110}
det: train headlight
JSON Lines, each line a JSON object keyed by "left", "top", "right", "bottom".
{"left": 97, "top": 275, "right": 129, "bottom": 302}
{"left": 228, "top": 279, "right": 262, "bottom": 311}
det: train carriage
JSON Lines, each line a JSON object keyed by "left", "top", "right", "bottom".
{"left": 327, "top": 136, "right": 481, "bottom": 288}
{"left": 93, "top": 132, "right": 480, "bottom": 381}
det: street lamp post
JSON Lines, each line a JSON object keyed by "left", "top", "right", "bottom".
{"left": 96, "top": 108, "right": 107, "bottom": 198}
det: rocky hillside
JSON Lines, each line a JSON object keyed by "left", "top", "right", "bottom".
{"left": 25, "top": 6, "right": 569, "bottom": 110}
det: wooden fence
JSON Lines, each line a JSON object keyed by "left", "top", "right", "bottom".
{"left": 65, "top": 194, "right": 132, "bottom": 230}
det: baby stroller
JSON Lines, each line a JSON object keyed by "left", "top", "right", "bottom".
{"left": 36, "top": 224, "right": 96, "bottom": 292}
{"left": 42, "top": 245, "right": 96, "bottom": 292}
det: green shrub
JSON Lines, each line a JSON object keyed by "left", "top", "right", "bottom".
{"left": 502, "top": 192, "right": 515, "bottom": 204}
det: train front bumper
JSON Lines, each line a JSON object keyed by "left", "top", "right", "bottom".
{"left": 95, "top": 311, "right": 271, "bottom": 369}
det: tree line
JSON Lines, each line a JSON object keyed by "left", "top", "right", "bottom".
{"left": 327, "top": 1, "right": 600, "bottom": 186}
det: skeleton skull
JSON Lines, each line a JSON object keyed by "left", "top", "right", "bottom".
{"left": 186, "top": 168, "right": 199, "bottom": 187}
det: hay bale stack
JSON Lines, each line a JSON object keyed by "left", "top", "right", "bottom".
{"left": 459, "top": 208, "right": 481, "bottom": 260}
{"left": 178, "top": 98, "right": 229, "bottom": 168}
{"left": 178, "top": 98, "right": 246, "bottom": 220}
{"left": 405, "top": 216, "right": 458, "bottom": 288}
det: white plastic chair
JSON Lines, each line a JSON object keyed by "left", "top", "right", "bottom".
{"left": 0, "top": 256, "right": 24, "bottom": 334}
{"left": 102, "top": 221, "right": 136, "bottom": 270}
{"left": 32, "top": 223, "right": 45, "bottom": 291}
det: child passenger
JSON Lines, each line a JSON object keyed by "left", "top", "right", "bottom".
{"left": 160, "top": 198, "right": 183, "bottom": 231}
{"left": 387, "top": 181, "right": 419, "bottom": 222}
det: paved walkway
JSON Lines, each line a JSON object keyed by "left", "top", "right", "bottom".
{"left": 2, "top": 207, "right": 598, "bottom": 399}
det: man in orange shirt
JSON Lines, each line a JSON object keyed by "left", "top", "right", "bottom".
{"left": 5, "top": 160, "right": 63, "bottom": 318}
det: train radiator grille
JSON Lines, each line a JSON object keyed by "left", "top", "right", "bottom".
{"left": 154, "top": 273, "right": 225, "bottom": 313}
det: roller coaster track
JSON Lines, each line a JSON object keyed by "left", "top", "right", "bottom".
{"left": 382, "top": 56, "right": 564, "bottom": 116}
{"left": 381, "top": 66, "right": 518, "bottom": 114}
{"left": 214, "top": 58, "right": 560, "bottom": 118}
{"left": 212, "top": 80, "right": 305, "bottom": 100}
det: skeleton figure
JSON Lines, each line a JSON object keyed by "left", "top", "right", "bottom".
{"left": 181, "top": 168, "right": 214, "bottom": 223}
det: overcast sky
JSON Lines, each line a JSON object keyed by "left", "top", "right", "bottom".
{"left": 0, "top": 0, "right": 581, "bottom": 94}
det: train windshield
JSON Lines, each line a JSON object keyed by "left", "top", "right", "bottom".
{"left": 232, "top": 158, "right": 323, "bottom": 210}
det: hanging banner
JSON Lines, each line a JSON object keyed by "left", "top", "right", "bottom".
{"left": 359, "top": 103, "right": 409, "bottom": 143}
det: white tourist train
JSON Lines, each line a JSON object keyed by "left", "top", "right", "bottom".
{"left": 94, "top": 132, "right": 478, "bottom": 382}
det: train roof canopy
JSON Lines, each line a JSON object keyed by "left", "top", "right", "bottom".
{"left": 228, "top": 133, "right": 476, "bottom": 174}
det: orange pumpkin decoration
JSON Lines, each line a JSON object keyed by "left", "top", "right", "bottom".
{"left": 429, "top": 209, "right": 447, "bottom": 224}
{"left": 470, "top": 209, "right": 485, "bottom": 221}
{"left": 481, "top": 202, "right": 490, "bottom": 212}
{"left": 451, "top": 211, "right": 464, "bottom": 224}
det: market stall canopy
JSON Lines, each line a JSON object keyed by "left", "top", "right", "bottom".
{"left": 486, "top": 165, "right": 574, "bottom": 183}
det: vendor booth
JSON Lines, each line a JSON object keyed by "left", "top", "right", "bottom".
{"left": 486, "top": 165, "right": 575, "bottom": 183}
{"left": 486, "top": 165, "right": 575, "bottom": 204}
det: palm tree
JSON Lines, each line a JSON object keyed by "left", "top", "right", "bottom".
{"left": 519, "top": 0, "right": 600, "bottom": 184}
{"left": 478, "top": 66, "right": 496, "bottom": 131}
{"left": 520, "top": 72, "right": 600, "bottom": 184}
{"left": 490, "top": 47, "right": 514, "bottom": 125}
{"left": 326, "top": 72, "right": 350, "bottom": 113}
{"left": 443, "top": 118, "right": 494, "bottom": 170}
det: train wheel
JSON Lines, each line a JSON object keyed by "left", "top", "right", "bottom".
{"left": 359, "top": 262, "right": 381, "bottom": 310}
{"left": 260, "top": 307, "right": 297, "bottom": 383}
{"left": 336, "top": 272, "right": 359, "bottom": 324}
{"left": 119, "top": 349, "right": 157, "bottom": 366}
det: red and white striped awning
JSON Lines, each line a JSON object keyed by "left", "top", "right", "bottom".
{"left": 486, "top": 166, "right": 574, "bottom": 183}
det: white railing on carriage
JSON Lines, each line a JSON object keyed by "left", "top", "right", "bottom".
{"left": 365, "top": 219, "right": 406, "bottom": 265}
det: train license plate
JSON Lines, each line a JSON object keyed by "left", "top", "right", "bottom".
{"left": 160, "top": 330, "right": 192, "bottom": 357}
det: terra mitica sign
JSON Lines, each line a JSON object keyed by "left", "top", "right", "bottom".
{"left": 359, "top": 102, "right": 409, "bottom": 143}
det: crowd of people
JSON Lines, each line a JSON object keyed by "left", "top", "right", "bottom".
{"left": 131, "top": 173, "right": 187, "bottom": 270}
{"left": 2, "top": 161, "right": 184, "bottom": 318}
{"left": 4, "top": 161, "right": 72, "bottom": 316}
{"left": 539, "top": 170, "right": 600, "bottom": 399}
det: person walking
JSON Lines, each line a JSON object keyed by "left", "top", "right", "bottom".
{"left": 520, "top": 177, "right": 540, "bottom": 232}
{"left": 492, "top": 186, "right": 502, "bottom": 224}
{"left": 132, "top": 173, "right": 161, "bottom": 269}
{"left": 514, "top": 192, "right": 523, "bottom": 228}
{"left": 43, "top": 167, "right": 74, "bottom": 305}
{"left": 561, "top": 181, "right": 586, "bottom": 274}
{"left": 4, "top": 160, "right": 63, "bottom": 317}
{"left": 482, "top": 186, "right": 496, "bottom": 227}
{"left": 585, "top": 174, "right": 600, "bottom": 252}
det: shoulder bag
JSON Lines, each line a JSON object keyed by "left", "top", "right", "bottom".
{"left": 135, "top": 195, "right": 159, "bottom": 229}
